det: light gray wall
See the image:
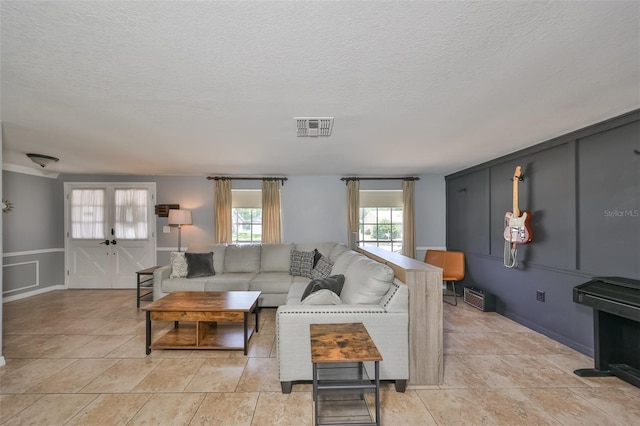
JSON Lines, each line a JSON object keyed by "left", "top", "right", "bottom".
{"left": 2, "top": 171, "right": 64, "bottom": 298}
{"left": 60, "top": 174, "right": 447, "bottom": 266}
{"left": 0, "top": 125, "right": 3, "bottom": 364}
{"left": 0, "top": 171, "right": 446, "bottom": 302}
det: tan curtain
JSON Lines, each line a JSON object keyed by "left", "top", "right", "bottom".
{"left": 261, "top": 179, "right": 282, "bottom": 244}
{"left": 347, "top": 179, "right": 360, "bottom": 248}
{"left": 402, "top": 179, "right": 416, "bottom": 259}
{"left": 214, "top": 179, "right": 232, "bottom": 244}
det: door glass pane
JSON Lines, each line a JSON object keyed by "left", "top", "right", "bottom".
{"left": 114, "top": 189, "right": 149, "bottom": 239}
{"left": 71, "top": 189, "right": 105, "bottom": 239}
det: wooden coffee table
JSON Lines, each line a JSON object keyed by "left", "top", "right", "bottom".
{"left": 143, "top": 291, "right": 260, "bottom": 355}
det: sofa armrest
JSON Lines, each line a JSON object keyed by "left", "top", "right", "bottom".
{"left": 276, "top": 305, "right": 408, "bottom": 384}
{"left": 152, "top": 265, "right": 172, "bottom": 300}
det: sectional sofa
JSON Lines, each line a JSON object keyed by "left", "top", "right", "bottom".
{"left": 152, "top": 242, "right": 409, "bottom": 392}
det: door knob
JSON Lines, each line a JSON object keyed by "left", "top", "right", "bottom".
{"left": 111, "top": 240, "right": 117, "bottom": 245}
{"left": 100, "top": 240, "right": 110, "bottom": 245}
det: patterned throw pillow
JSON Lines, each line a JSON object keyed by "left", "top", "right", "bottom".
{"left": 289, "top": 249, "right": 315, "bottom": 278}
{"left": 310, "top": 255, "right": 334, "bottom": 279}
{"left": 169, "top": 252, "right": 188, "bottom": 278}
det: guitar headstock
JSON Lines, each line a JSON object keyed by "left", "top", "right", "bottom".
{"left": 513, "top": 166, "right": 522, "bottom": 181}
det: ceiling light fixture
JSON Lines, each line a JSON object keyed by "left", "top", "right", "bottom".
{"left": 27, "top": 153, "right": 60, "bottom": 168}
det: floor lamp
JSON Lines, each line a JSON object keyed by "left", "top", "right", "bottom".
{"left": 168, "top": 209, "right": 192, "bottom": 252}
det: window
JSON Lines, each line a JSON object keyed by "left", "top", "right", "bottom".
{"left": 114, "top": 188, "right": 149, "bottom": 239}
{"left": 70, "top": 188, "right": 105, "bottom": 239}
{"left": 358, "top": 190, "right": 403, "bottom": 253}
{"left": 232, "top": 190, "right": 262, "bottom": 243}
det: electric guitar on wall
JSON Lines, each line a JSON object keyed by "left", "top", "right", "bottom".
{"left": 504, "top": 166, "right": 533, "bottom": 244}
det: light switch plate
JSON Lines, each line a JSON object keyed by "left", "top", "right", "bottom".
{"left": 163, "top": 226, "right": 171, "bottom": 234}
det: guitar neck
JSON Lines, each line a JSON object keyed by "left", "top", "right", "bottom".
{"left": 512, "top": 166, "right": 521, "bottom": 217}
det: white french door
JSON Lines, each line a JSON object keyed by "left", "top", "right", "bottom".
{"left": 64, "top": 182, "right": 156, "bottom": 289}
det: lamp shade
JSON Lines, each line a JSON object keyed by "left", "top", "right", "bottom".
{"left": 168, "top": 209, "right": 192, "bottom": 226}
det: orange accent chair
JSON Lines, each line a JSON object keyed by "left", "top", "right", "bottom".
{"left": 424, "top": 250, "right": 465, "bottom": 306}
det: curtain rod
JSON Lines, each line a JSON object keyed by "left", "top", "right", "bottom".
{"left": 206, "top": 176, "right": 288, "bottom": 185}
{"left": 341, "top": 176, "right": 420, "bottom": 182}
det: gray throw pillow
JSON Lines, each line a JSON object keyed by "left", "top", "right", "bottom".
{"left": 310, "top": 255, "right": 334, "bottom": 279}
{"left": 290, "top": 249, "right": 315, "bottom": 278}
{"left": 301, "top": 274, "right": 345, "bottom": 302}
{"left": 185, "top": 252, "right": 215, "bottom": 278}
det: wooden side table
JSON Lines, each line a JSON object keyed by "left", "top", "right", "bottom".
{"left": 310, "top": 323, "right": 382, "bottom": 426}
{"left": 136, "top": 266, "right": 161, "bottom": 307}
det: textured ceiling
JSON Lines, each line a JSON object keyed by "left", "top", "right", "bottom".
{"left": 1, "top": 1, "right": 639, "bottom": 176}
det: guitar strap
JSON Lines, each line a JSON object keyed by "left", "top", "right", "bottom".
{"left": 504, "top": 240, "right": 518, "bottom": 268}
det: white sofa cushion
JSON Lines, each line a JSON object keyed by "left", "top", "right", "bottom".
{"left": 261, "top": 244, "right": 294, "bottom": 272}
{"left": 330, "top": 250, "right": 360, "bottom": 275}
{"left": 328, "top": 243, "right": 350, "bottom": 262}
{"left": 249, "top": 272, "right": 293, "bottom": 294}
{"left": 340, "top": 255, "right": 394, "bottom": 304}
{"left": 224, "top": 245, "right": 261, "bottom": 273}
{"left": 203, "top": 274, "right": 254, "bottom": 291}
{"left": 300, "top": 289, "right": 342, "bottom": 305}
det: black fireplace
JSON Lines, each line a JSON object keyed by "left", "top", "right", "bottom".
{"left": 573, "top": 276, "right": 640, "bottom": 387}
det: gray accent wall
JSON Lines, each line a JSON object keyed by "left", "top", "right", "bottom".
{"left": 445, "top": 110, "right": 640, "bottom": 355}
{"left": 2, "top": 171, "right": 64, "bottom": 298}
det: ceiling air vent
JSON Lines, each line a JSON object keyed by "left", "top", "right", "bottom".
{"left": 294, "top": 117, "right": 333, "bottom": 137}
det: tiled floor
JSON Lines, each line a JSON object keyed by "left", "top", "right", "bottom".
{"left": 1, "top": 290, "right": 639, "bottom": 425}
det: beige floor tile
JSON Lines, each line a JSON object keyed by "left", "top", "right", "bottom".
{"left": 27, "top": 358, "right": 118, "bottom": 393}
{"left": 106, "top": 334, "right": 193, "bottom": 359}
{"left": 496, "top": 354, "right": 588, "bottom": 388}
{"left": 417, "top": 388, "right": 498, "bottom": 425}
{"left": 0, "top": 358, "right": 76, "bottom": 394}
{"left": 3, "top": 393, "right": 98, "bottom": 426}
{"left": 89, "top": 318, "right": 144, "bottom": 335}
{"left": 69, "top": 334, "right": 135, "bottom": 358}
{"left": 374, "top": 389, "right": 437, "bottom": 425}
{"left": 190, "top": 392, "right": 259, "bottom": 426}
{"left": 523, "top": 388, "right": 619, "bottom": 425}
{"left": 81, "top": 358, "right": 163, "bottom": 393}
{"left": 569, "top": 386, "right": 640, "bottom": 425}
{"left": 440, "top": 355, "right": 490, "bottom": 389}
{"left": 456, "top": 355, "right": 526, "bottom": 388}
{"left": 472, "top": 388, "right": 561, "bottom": 425}
{"left": 133, "top": 358, "right": 206, "bottom": 392}
{"left": 251, "top": 391, "right": 313, "bottom": 426}
{"left": 59, "top": 318, "right": 107, "bottom": 334}
{"left": 0, "top": 394, "right": 42, "bottom": 423}
{"left": 0, "top": 358, "right": 35, "bottom": 377}
{"left": 67, "top": 393, "right": 152, "bottom": 426}
{"left": 2, "top": 289, "right": 635, "bottom": 425}
{"left": 37, "top": 334, "right": 99, "bottom": 358}
{"left": 229, "top": 333, "right": 274, "bottom": 358}
{"left": 128, "top": 392, "right": 206, "bottom": 425}
{"left": 185, "top": 358, "right": 247, "bottom": 392}
{"left": 236, "top": 358, "right": 281, "bottom": 392}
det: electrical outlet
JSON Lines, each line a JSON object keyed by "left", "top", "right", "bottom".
{"left": 536, "top": 290, "right": 545, "bottom": 302}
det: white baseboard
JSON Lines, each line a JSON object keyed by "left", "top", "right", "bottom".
{"left": 0, "top": 356, "right": 5, "bottom": 367}
{"left": 2, "top": 285, "right": 66, "bottom": 303}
